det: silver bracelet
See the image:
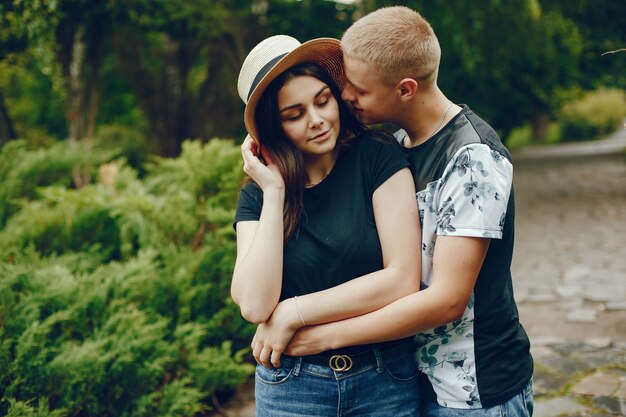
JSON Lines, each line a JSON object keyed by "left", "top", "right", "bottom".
{"left": 293, "top": 296, "right": 307, "bottom": 327}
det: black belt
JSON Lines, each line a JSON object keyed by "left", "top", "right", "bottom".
{"left": 300, "top": 341, "right": 415, "bottom": 372}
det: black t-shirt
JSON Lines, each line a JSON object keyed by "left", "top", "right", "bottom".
{"left": 234, "top": 131, "right": 411, "bottom": 354}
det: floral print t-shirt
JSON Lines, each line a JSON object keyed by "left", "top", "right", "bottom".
{"left": 397, "top": 105, "right": 533, "bottom": 409}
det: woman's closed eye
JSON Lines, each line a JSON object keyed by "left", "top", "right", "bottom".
{"left": 282, "top": 109, "right": 303, "bottom": 121}
{"left": 280, "top": 90, "right": 333, "bottom": 122}
{"left": 315, "top": 94, "right": 330, "bottom": 107}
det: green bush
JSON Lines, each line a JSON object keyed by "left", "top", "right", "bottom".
{"left": 558, "top": 88, "right": 626, "bottom": 141}
{"left": 0, "top": 138, "right": 254, "bottom": 416}
{"left": 0, "top": 139, "right": 118, "bottom": 228}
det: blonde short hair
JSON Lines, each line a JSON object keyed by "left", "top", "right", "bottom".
{"left": 342, "top": 6, "right": 441, "bottom": 87}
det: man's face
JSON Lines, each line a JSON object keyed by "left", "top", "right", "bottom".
{"left": 341, "top": 56, "right": 398, "bottom": 125}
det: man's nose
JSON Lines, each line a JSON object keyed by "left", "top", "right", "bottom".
{"left": 341, "top": 84, "right": 355, "bottom": 102}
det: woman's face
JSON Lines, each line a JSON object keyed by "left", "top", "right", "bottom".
{"left": 277, "top": 75, "right": 340, "bottom": 157}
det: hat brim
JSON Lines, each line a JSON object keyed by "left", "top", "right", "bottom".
{"left": 244, "top": 38, "right": 344, "bottom": 143}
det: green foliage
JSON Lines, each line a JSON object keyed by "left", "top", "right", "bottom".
{"left": 2, "top": 0, "right": 624, "bottom": 150}
{"left": 0, "top": 139, "right": 253, "bottom": 416}
{"left": 95, "top": 124, "right": 153, "bottom": 174}
{"left": 400, "top": 0, "right": 582, "bottom": 139}
{"left": 0, "top": 50, "right": 66, "bottom": 141}
{"left": 506, "top": 123, "right": 562, "bottom": 149}
{"left": 558, "top": 88, "right": 626, "bottom": 141}
{"left": 544, "top": 0, "right": 626, "bottom": 90}
{"left": 4, "top": 398, "right": 67, "bottom": 417}
{"left": 0, "top": 139, "right": 117, "bottom": 228}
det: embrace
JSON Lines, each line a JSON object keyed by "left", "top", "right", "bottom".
{"left": 231, "top": 6, "right": 533, "bottom": 417}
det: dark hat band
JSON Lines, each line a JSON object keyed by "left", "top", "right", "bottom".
{"left": 247, "top": 53, "right": 289, "bottom": 100}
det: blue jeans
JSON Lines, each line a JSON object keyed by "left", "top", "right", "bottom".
{"left": 422, "top": 379, "right": 533, "bottom": 417}
{"left": 255, "top": 350, "right": 420, "bottom": 416}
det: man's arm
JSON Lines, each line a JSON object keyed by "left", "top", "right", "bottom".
{"left": 285, "top": 235, "right": 489, "bottom": 355}
{"left": 252, "top": 168, "right": 421, "bottom": 368}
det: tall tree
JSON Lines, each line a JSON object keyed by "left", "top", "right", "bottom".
{"left": 106, "top": 0, "right": 254, "bottom": 156}
{"left": 11, "top": 0, "right": 112, "bottom": 142}
{"left": 367, "top": 0, "right": 582, "bottom": 141}
{"left": 0, "top": 4, "right": 24, "bottom": 145}
{"left": 110, "top": 0, "right": 357, "bottom": 156}
{"left": 0, "top": 90, "right": 16, "bottom": 146}
{"left": 543, "top": 0, "right": 626, "bottom": 90}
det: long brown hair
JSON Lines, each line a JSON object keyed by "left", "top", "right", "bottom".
{"left": 254, "top": 62, "right": 366, "bottom": 241}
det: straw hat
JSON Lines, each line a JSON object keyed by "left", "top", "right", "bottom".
{"left": 237, "top": 35, "right": 344, "bottom": 142}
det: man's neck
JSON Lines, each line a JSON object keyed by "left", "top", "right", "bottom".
{"left": 401, "top": 89, "right": 461, "bottom": 148}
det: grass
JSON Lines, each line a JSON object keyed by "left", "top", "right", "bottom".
{"left": 506, "top": 123, "right": 562, "bottom": 151}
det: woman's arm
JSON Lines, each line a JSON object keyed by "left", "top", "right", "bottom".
{"left": 231, "top": 136, "right": 286, "bottom": 323}
{"left": 253, "top": 167, "right": 422, "bottom": 367}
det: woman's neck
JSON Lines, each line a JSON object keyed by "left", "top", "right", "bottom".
{"left": 303, "top": 148, "right": 339, "bottom": 188}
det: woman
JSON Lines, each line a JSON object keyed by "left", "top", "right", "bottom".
{"left": 232, "top": 35, "right": 421, "bottom": 416}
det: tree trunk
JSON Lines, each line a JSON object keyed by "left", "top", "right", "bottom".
{"left": 0, "top": 90, "right": 17, "bottom": 146}
{"left": 85, "top": 30, "right": 103, "bottom": 140}
{"left": 59, "top": 22, "right": 102, "bottom": 142}
{"left": 85, "top": 81, "right": 99, "bottom": 139}
{"left": 161, "top": 36, "right": 185, "bottom": 157}
{"left": 65, "top": 24, "right": 87, "bottom": 142}
{"left": 113, "top": 29, "right": 188, "bottom": 157}
{"left": 531, "top": 112, "right": 550, "bottom": 142}
{"left": 190, "top": 33, "right": 243, "bottom": 142}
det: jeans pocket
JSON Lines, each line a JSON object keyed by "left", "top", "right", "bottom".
{"left": 255, "top": 363, "right": 294, "bottom": 385}
{"left": 384, "top": 354, "right": 419, "bottom": 383}
{"left": 523, "top": 379, "right": 534, "bottom": 417}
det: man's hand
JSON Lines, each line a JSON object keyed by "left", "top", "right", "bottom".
{"left": 284, "top": 325, "right": 332, "bottom": 357}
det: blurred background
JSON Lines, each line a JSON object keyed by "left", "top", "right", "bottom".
{"left": 0, "top": 1, "right": 624, "bottom": 416}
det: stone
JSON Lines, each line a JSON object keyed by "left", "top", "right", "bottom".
{"left": 571, "top": 373, "right": 620, "bottom": 396}
{"left": 558, "top": 298, "right": 584, "bottom": 311}
{"left": 606, "top": 301, "right": 626, "bottom": 311}
{"left": 616, "top": 375, "right": 626, "bottom": 400}
{"left": 577, "top": 349, "right": 626, "bottom": 369}
{"left": 533, "top": 397, "right": 589, "bottom": 417}
{"left": 535, "top": 355, "right": 591, "bottom": 377}
{"left": 526, "top": 292, "right": 559, "bottom": 303}
{"left": 531, "top": 336, "right": 567, "bottom": 347}
{"left": 531, "top": 346, "right": 558, "bottom": 360}
{"left": 550, "top": 342, "right": 596, "bottom": 355}
{"left": 532, "top": 368, "right": 569, "bottom": 396}
{"left": 583, "top": 337, "right": 612, "bottom": 349}
{"left": 566, "top": 308, "right": 598, "bottom": 323}
{"left": 556, "top": 285, "right": 583, "bottom": 299}
{"left": 592, "top": 396, "right": 626, "bottom": 416}
{"left": 533, "top": 362, "right": 568, "bottom": 398}
{"left": 563, "top": 266, "right": 592, "bottom": 284}
{"left": 583, "top": 284, "right": 626, "bottom": 303}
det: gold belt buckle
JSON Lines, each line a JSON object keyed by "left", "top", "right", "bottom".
{"left": 329, "top": 355, "right": 353, "bottom": 372}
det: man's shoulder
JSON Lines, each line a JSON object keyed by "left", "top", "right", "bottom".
{"left": 456, "top": 105, "right": 511, "bottom": 161}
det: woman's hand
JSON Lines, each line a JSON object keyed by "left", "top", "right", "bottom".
{"left": 251, "top": 298, "right": 301, "bottom": 368}
{"left": 241, "top": 135, "right": 284, "bottom": 192}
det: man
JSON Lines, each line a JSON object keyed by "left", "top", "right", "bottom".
{"left": 286, "top": 6, "right": 534, "bottom": 416}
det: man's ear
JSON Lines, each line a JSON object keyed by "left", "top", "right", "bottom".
{"left": 397, "top": 78, "right": 418, "bottom": 100}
